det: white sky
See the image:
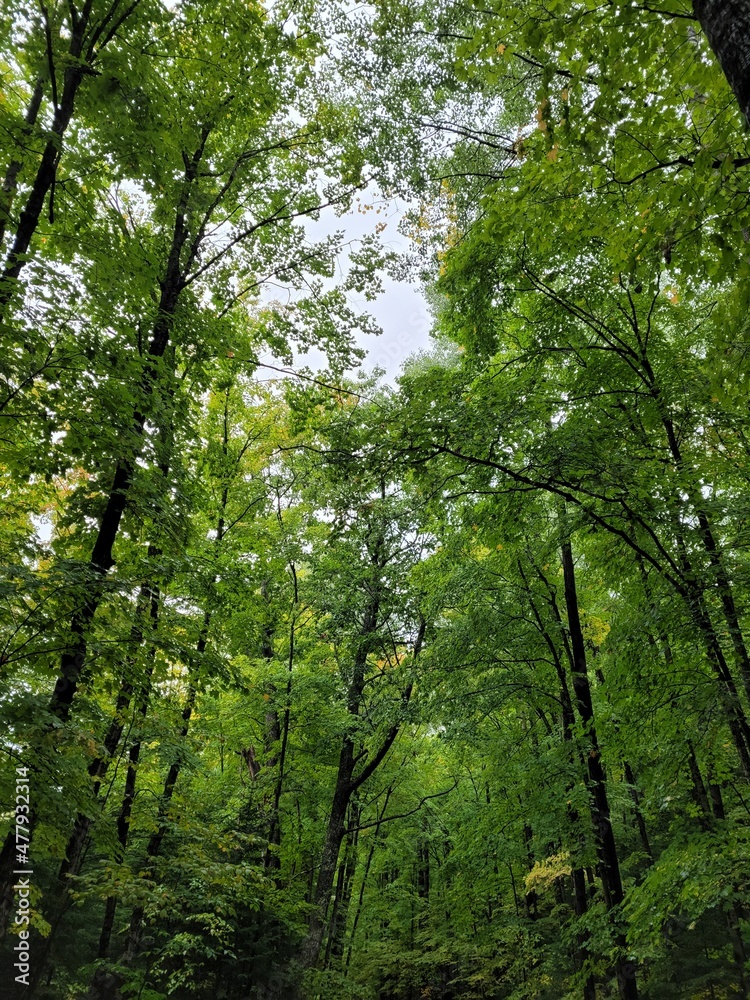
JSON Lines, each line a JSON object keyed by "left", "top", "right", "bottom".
{"left": 260, "top": 193, "right": 433, "bottom": 383}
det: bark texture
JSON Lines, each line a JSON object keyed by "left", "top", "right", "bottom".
{"left": 694, "top": 0, "right": 750, "bottom": 124}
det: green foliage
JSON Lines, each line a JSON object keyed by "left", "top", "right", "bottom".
{"left": 2, "top": 0, "right": 750, "bottom": 997}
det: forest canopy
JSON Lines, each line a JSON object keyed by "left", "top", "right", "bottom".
{"left": 2, "top": 1, "right": 750, "bottom": 998}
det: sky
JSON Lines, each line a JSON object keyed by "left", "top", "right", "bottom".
{"left": 260, "top": 192, "right": 434, "bottom": 385}
{"left": 338, "top": 195, "right": 433, "bottom": 379}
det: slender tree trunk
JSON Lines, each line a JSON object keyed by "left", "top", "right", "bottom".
{"left": 44, "top": 123, "right": 208, "bottom": 724}
{"left": 325, "top": 802, "right": 360, "bottom": 966}
{"left": 591, "top": 658, "right": 654, "bottom": 867}
{"left": 121, "top": 679, "right": 198, "bottom": 966}
{"left": 560, "top": 535, "right": 638, "bottom": 1000}
{"left": 635, "top": 507, "right": 750, "bottom": 778}
{"left": 264, "top": 613, "right": 293, "bottom": 873}
{"left": 297, "top": 591, "right": 423, "bottom": 982}
{"left": 264, "top": 565, "right": 296, "bottom": 873}
{"left": 0, "top": 79, "right": 44, "bottom": 251}
{"left": 60, "top": 579, "right": 160, "bottom": 883}
{"left": 521, "top": 825, "right": 538, "bottom": 922}
{"left": 622, "top": 762, "right": 653, "bottom": 864}
{"left": 0, "top": 70, "right": 81, "bottom": 310}
{"left": 633, "top": 365, "right": 750, "bottom": 767}
{"left": 0, "top": 579, "right": 158, "bottom": 936}
{"left": 120, "top": 446, "right": 232, "bottom": 970}
{"left": 258, "top": 578, "right": 282, "bottom": 869}
{"left": 657, "top": 408, "right": 750, "bottom": 705}
{"left": 520, "top": 558, "right": 596, "bottom": 999}
{"left": 298, "top": 728, "right": 359, "bottom": 972}
{"left": 688, "top": 743, "right": 713, "bottom": 821}
{"left": 686, "top": 749, "right": 749, "bottom": 996}
{"left": 95, "top": 648, "right": 157, "bottom": 962}
{"left": 297, "top": 584, "right": 380, "bottom": 974}
{"left": 682, "top": 570, "right": 750, "bottom": 778}
{"left": 0, "top": 0, "right": 142, "bottom": 311}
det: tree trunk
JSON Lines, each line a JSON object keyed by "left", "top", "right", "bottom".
{"left": 560, "top": 535, "right": 638, "bottom": 1000}
{"left": 0, "top": 579, "right": 160, "bottom": 935}
{"left": 686, "top": 749, "right": 748, "bottom": 996}
{"left": 22, "top": 584, "right": 161, "bottom": 992}
{"left": 693, "top": 0, "right": 750, "bottom": 125}
{"left": 656, "top": 406, "right": 750, "bottom": 706}
{"left": 0, "top": 72, "right": 81, "bottom": 310}
{"left": 298, "top": 736, "right": 358, "bottom": 972}
{"left": 623, "top": 762, "right": 653, "bottom": 864}
{"left": 344, "top": 787, "right": 392, "bottom": 972}
{"left": 592, "top": 659, "right": 653, "bottom": 868}
{"left": 637, "top": 366, "right": 750, "bottom": 773}
{"left": 0, "top": 79, "right": 44, "bottom": 251}
{"left": 41, "top": 123, "right": 208, "bottom": 725}
{"left": 96, "top": 650, "right": 157, "bottom": 962}
{"left": 520, "top": 558, "right": 596, "bottom": 998}
{"left": 120, "top": 469, "right": 230, "bottom": 969}
{"left": 324, "top": 803, "right": 360, "bottom": 966}
{"left": 60, "top": 580, "right": 160, "bottom": 883}
{"left": 121, "top": 680, "right": 198, "bottom": 966}
{"left": 296, "top": 582, "right": 381, "bottom": 975}
{"left": 296, "top": 576, "right": 423, "bottom": 985}
{"left": 0, "top": 0, "right": 142, "bottom": 311}
{"left": 636, "top": 508, "right": 750, "bottom": 779}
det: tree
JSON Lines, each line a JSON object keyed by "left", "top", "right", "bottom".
{"left": 0, "top": 0, "right": 368, "bottom": 936}
{"left": 3, "top": 0, "right": 750, "bottom": 995}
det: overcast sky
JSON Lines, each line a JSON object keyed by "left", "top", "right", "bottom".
{"left": 260, "top": 192, "right": 433, "bottom": 384}
{"left": 342, "top": 195, "right": 432, "bottom": 380}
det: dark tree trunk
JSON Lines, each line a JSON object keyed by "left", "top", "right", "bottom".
{"left": 23, "top": 584, "right": 160, "bottom": 992}
{"left": 657, "top": 407, "right": 750, "bottom": 706}
{"left": 686, "top": 750, "right": 748, "bottom": 996}
{"left": 684, "top": 578, "right": 750, "bottom": 778}
{"left": 297, "top": 585, "right": 381, "bottom": 975}
{"left": 121, "top": 680, "right": 198, "bottom": 966}
{"left": 120, "top": 475, "right": 229, "bottom": 970}
{"left": 592, "top": 660, "right": 653, "bottom": 868}
{"left": 298, "top": 730, "right": 358, "bottom": 972}
{"left": 638, "top": 368, "right": 750, "bottom": 774}
{"left": 0, "top": 70, "right": 82, "bottom": 309}
{"left": 0, "top": 79, "right": 44, "bottom": 251}
{"left": 344, "top": 787, "right": 392, "bottom": 971}
{"left": 297, "top": 584, "right": 423, "bottom": 984}
{"left": 60, "top": 580, "right": 160, "bottom": 883}
{"left": 560, "top": 536, "right": 638, "bottom": 1000}
{"left": 623, "top": 762, "right": 653, "bottom": 864}
{"left": 521, "top": 825, "right": 538, "bottom": 922}
{"left": 0, "top": 0, "right": 142, "bottom": 310}
{"left": 688, "top": 743, "right": 713, "bottom": 823}
{"left": 571, "top": 865, "right": 597, "bottom": 1000}
{"left": 0, "top": 580, "right": 161, "bottom": 936}
{"left": 416, "top": 836, "right": 430, "bottom": 912}
{"left": 259, "top": 579, "right": 283, "bottom": 870}
{"left": 96, "top": 650, "right": 157, "bottom": 962}
{"left": 693, "top": 0, "right": 750, "bottom": 124}
{"left": 42, "top": 122, "right": 209, "bottom": 727}
{"left": 519, "top": 558, "right": 595, "bottom": 998}
{"left": 635, "top": 504, "right": 750, "bottom": 779}
{"left": 325, "top": 803, "right": 360, "bottom": 966}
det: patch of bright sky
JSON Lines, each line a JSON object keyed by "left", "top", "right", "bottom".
{"left": 257, "top": 188, "right": 433, "bottom": 384}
